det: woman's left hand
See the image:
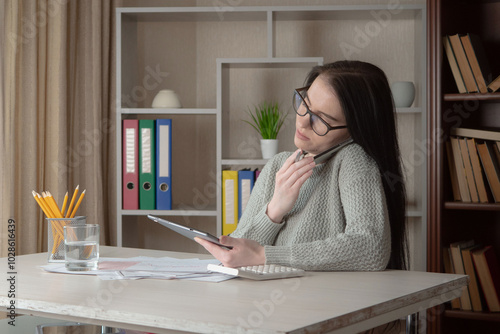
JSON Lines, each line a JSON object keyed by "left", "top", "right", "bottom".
{"left": 194, "top": 235, "right": 265, "bottom": 268}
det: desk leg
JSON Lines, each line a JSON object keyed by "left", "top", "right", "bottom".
{"left": 406, "top": 313, "right": 418, "bottom": 334}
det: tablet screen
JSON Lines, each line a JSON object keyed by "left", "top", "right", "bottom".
{"left": 147, "top": 215, "right": 232, "bottom": 250}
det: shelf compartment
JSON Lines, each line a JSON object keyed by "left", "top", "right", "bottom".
{"left": 119, "top": 10, "right": 268, "bottom": 110}
{"left": 218, "top": 57, "right": 324, "bottom": 161}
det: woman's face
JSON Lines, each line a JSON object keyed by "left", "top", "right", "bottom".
{"left": 294, "top": 75, "right": 351, "bottom": 155}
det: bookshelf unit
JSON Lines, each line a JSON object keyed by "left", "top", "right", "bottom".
{"left": 428, "top": 0, "right": 500, "bottom": 332}
{"left": 115, "top": 3, "right": 427, "bottom": 268}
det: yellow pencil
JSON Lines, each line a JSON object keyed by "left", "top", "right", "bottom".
{"left": 44, "top": 191, "right": 63, "bottom": 218}
{"left": 51, "top": 233, "right": 62, "bottom": 255}
{"left": 32, "top": 191, "right": 51, "bottom": 217}
{"left": 49, "top": 191, "right": 64, "bottom": 218}
{"left": 65, "top": 185, "right": 79, "bottom": 218}
{"left": 60, "top": 192, "right": 68, "bottom": 217}
{"left": 36, "top": 192, "right": 55, "bottom": 218}
{"left": 69, "top": 189, "right": 86, "bottom": 218}
{"left": 42, "top": 192, "right": 65, "bottom": 237}
{"left": 33, "top": 191, "right": 64, "bottom": 254}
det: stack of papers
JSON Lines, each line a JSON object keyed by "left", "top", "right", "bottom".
{"left": 40, "top": 256, "right": 233, "bottom": 282}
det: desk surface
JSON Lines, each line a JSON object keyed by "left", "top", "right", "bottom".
{"left": 1, "top": 246, "right": 467, "bottom": 334}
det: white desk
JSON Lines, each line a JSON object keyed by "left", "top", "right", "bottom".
{"left": 1, "top": 246, "right": 467, "bottom": 334}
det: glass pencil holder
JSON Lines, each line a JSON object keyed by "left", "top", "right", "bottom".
{"left": 46, "top": 216, "right": 86, "bottom": 262}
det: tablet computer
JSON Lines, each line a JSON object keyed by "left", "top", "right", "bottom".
{"left": 147, "top": 215, "right": 233, "bottom": 250}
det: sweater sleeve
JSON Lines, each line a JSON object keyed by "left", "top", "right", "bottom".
{"left": 229, "top": 153, "right": 289, "bottom": 244}
{"left": 264, "top": 153, "right": 392, "bottom": 271}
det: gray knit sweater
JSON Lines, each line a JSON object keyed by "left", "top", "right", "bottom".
{"left": 231, "top": 143, "right": 391, "bottom": 271}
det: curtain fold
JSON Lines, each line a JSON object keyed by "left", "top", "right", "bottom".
{"left": 1, "top": 0, "right": 119, "bottom": 257}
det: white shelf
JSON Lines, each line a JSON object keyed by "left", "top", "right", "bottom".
{"left": 119, "top": 5, "right": 424, "bottom": 20}
{"left": 222, "top": 159, "right": 268, "bottom": 166}
{"left": 217, "top": 57, "right": 324, "bottom": 66}
{"left": 121, "top": 108, "right": 217, "bottom": 115}
{"left": 121, "top": 107, "right": 419, "bottom": 115}
{"left": 121, "top": 209, "right": 217, "bottom": 217}
{"left": 407, "top": 210, "right": 423, "bottom": 218}
{"left": 396, "top": 107, "right": 422, "bottom": 114}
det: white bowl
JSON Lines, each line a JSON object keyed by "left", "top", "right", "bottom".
{"left": 152, "top": 90, "right": 181, "bottom": 108}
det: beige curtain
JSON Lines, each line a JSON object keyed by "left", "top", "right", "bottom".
{"left": 1, "top": 0, "right": 120, "bottom": 257}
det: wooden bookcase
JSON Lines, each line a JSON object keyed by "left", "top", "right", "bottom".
{"left": 427, "top": 0, "right": 500, "bottom": 332}
{"left": 115, "top": 3, "right": 427, "bottom": 271}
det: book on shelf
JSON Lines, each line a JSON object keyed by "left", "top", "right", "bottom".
{"left": 465, "top": 138, "right": 489, "bottom": 203}
{"left": 458, "top": 137, "right": 480, "bottom": 203}
{"left": 476, "top": 141, "right": 500, "bottom": 203}
{"left": 488, "top": 74, "right": 500, "bottom": 93}
{"left": 448, "top": 34, "right": 479, "bottom": 93}
{"left": 443, "top": 35, "right": 467, "bottom": 94}
{"left": 446, "top": 141, "right": 462, "bottom": 201}
{"left": 460, "top": 33, "right": 492, "bottom": 94}
{"left": 450, "top": 240, "right": 476, "bottom": 311}
{"left": 450, "top": 127, "right": 500, "bottom": 142}
{"left": 449, "top": 137, "right": 472, "bottom": 202}
{"left": 471, "top": 245, "right": 500, "bottom": 312}
{"left": 443, "top": 247, "right": 462, "bottom": 309}
{"left": 448, "top": 129, "right": 500, "bottom": 203}
{"left": 461, "top": 245, "right": 484, "bottom": 312}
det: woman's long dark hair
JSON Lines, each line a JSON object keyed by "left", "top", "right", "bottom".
{"left": 305, "top": 60, "right": 408, "bottom": 270}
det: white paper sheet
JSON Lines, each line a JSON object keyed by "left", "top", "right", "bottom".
{"left": 40, "top": 256, "right": 233, "bottom": 282}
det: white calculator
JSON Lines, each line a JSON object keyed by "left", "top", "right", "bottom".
{"left": 207, "top": 264, "right": 305, "bottom": 281}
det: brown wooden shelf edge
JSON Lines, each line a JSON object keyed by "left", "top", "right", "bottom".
{"left": 444, "top": 310, "right": 500, "bottom": 322}
{"left": 444, "top": 92, "right": 500, "bottom": 102}
{"left": 444, "top": 202, "right": 500, "bottom": 211}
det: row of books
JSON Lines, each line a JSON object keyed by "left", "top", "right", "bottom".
{"left": 443, "top": 33, "right": 500, "bottom": 94}
{"left": 447, "top": 128, "right": 500, "bottom": 203}
{"left": 222, "top": 169, "right": 260, "bottom": 235}
{"left": 122, "top": 119, "right": 172, "bottom": 210}
{"left": 444, "top": 241, "right": 500, "bottom": 312}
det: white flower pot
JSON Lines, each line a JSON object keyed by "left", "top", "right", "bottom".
{"left": 391, "top": 81, "right": 415, "bottom": 108}
{"left": 260, "top": 139, "right": 279, "bottom": 159}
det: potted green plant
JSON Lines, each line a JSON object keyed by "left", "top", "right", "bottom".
{"left": 243, "top": 101, "right": 287, "bottom": 159}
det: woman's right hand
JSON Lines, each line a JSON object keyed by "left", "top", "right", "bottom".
{"left": 266, "top": 150, "right": 315, "bottom": 223}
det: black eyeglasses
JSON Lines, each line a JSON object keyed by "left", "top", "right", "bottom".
{"left": 293, "top": 86, "right": 347, "bottom": 136}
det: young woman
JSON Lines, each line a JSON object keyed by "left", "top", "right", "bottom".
{"left": 196, "top": 60, "right": 408, "bottom": 272}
